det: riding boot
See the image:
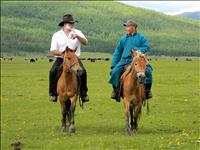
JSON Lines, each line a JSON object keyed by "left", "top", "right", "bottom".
{"left": 145, "top": 83, "right": 152, "bottom": 100}
{"left": 49, "top": 58, "right": 63, "bottom": 102}
{"left": 111, "top": 86, "right": 120, "bottom": 102}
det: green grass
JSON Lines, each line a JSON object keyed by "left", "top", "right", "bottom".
{"left": 1, "top": 55, "right": 200, "bottom": 150}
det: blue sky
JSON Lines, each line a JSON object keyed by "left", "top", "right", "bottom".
{"left": 118, "top": 1, "right": 200, "bottom": 15}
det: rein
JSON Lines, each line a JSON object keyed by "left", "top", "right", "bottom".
{"left": 64, "top": 60, "right": 84, "bottom": 109}
{"left": 69, "top": 61, "right": 79, "bottom": 70}
{"left": 70, "top": 61, "right": 84, "bottom": 109}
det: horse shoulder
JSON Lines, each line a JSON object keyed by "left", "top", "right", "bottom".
{"left": 57, "top": 74, "right": 66, "bottom": 94}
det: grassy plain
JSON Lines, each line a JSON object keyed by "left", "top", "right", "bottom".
{"left": 1, "top": 54, "right": 199, "bottom": 149}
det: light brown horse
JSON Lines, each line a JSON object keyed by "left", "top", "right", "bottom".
{"left": 57, "top": 47, "right": 83, "bottom": 133}
{"left": 121, "top": 50, "right": 147, "bottom": 135}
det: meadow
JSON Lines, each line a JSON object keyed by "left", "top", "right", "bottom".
{"left": 1, "top": 54, "right": 199, "bottom": 150}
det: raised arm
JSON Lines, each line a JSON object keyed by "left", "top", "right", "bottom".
{"left": 133, "top": 36, "right": 150, "bottom": 54}
{"left": 71, "top": 30, "right": 88, "bottom": 45}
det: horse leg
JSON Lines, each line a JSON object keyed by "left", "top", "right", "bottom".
{"left": 60, "top": 100, "right": 67, "bottom": 132}
{"left": 133, "top": 116, "right": 138, "bottom": 133}
{"left": 65, "top": 100, "right": 71, "bottom": 128}
{"left": 124, "top": 99, "right": 131, "bottom": 136}
{"left": 68, "top": 97, "right": 77, "bottom": 133}
{"left": 133, "top": 103, "right": 142, "bottom": 132}
{"left": 129, "top": 103, "right": 134, "bottom": 133}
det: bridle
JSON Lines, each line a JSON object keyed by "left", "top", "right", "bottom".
{"left": 129, "top": 55, "right": 147, "bottom": 75}
{"left": 69, "top": 61, "right": 80, "bottom": 70}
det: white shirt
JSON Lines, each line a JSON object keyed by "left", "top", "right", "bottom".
{"left": 50, "top": 29, "right": 87, "bottom": 57}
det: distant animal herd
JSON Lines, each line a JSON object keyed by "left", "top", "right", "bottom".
{"left": 0, "top": 56, "right": 195, "bottom": 63}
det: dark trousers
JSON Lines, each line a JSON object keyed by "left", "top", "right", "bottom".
{"left": 49, "top": 57, "right": 88, "bottom": 97}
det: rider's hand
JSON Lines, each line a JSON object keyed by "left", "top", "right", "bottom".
{"left": 70, "top": 33, "right": 78, "bottom": 40}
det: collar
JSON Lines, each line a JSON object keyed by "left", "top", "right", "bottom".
{"left": 60, "top": 29, "right": 75, "bottom": 36}
{"left": 126, "top": 32, "right": 137, "bottom": 37}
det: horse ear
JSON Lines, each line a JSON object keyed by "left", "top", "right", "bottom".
{"left": 141, "top": 54, "right": 148, "bottom": 64}
{"left": 65, "top": 46, "right": 69, "bottom": 53}
{"left": 132, "top": 49, "right": 138, "bottom": 57}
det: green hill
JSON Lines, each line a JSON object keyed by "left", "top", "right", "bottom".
{"left": 177, "top": 11, "right": 200, "bottom": 20}
{"left": 1, "top": 1, "right": 200, "bottom": 56}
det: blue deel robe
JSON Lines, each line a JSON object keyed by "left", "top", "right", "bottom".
{"left": 109, "top": 32, "right": 153, "bottom": 87}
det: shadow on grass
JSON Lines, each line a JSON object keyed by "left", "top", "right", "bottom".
{"left": 53, "top": 123, "right": 180, "bottom": 137}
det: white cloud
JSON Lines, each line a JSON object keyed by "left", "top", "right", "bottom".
{"left": 118, "top": 1, "right": 200, "bottom": 15}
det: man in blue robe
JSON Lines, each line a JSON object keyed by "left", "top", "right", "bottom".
{"left": 109, "top": 20, "right": 153, "bottom": 102}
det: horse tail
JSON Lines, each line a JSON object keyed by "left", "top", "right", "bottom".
{"left": 138, "top": 107, "right": 142, "bottom": 120}
{"left": 143, "top": 98, "right": 150, "bottom": 115}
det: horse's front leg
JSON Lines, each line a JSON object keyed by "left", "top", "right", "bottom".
{"left": 68, "top": 96, "right": 77, "bottom": 133}
{"left": 133, "top": 102, "right": 142, "bottom": 132}
{"left": 129, "top": 103, "right": 134, "bottom": 132}
{"left": 60, "top": 99, "right": 67, "bottom": 132}
{"left": 124, "top": 99, "right": 131, "bottom": 136}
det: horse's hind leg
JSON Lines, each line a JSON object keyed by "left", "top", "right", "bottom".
{"left": 124, "top": 99, "right": 131, "bottom": 136}
{"left": 60, "top": 100, "right": 67, "bottom": 132}
{"left": 133, "top": 116, "right": 138, "bottom": 133}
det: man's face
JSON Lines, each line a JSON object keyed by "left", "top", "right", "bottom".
{"left": 64, "top": 22, "right": 75, "bottom": 31}
{"left": 125, "top": 25, "right": 136, "bottom": 34}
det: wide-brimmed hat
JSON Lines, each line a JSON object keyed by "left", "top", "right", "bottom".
{"left": 123, "top": 20, "right": 138, "bottom": 28}
{"left": 58, "top": 14, "right": 78, "bottom": 27}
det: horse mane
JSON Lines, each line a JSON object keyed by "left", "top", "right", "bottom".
{"left": 65, "top": 46, "right": 76, "bottom": 53}
{"left": 134, "top": 53, "right": 148, "bottom": 64}
{"left": 121, "top": 64, "right": 132, "bottom": 81}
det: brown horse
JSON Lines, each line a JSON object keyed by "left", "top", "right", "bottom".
{"left": 121, "top": 50, "right": 147, "bottom": 135}
{"left": 57, "top": 47, "right": 83, "bottom": 133}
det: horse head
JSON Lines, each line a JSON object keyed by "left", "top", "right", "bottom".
{"left": 131, "top": 50, "right": 148, "bottom": 84}
{"left": 62, "top": 46, "right": 83, "bottom": 75}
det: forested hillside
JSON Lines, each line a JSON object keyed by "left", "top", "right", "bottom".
{"left": 178, "top": 11, "right": 200, "bottom": 20}
{"left": 1, "top": 1, "right": 200, "bottom": 56}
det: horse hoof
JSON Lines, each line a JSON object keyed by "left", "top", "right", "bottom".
{"left": 61, "top": 127, "right": 66, "bottom": 132}
{"left": 125, "top": 131, "right": 132, "bottom": 136}
{"left": 131, "top": 129, "right": 137, "bottom": 134}
{"left": 68, "top": 126, "right": 75, "bottom": 133}
{"left": 125, "top": 128, "right": 131, "bottom": 136}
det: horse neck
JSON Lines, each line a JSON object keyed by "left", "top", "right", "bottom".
{"left": 128, "top": 63, "right": 139, "bottom": 88}
{"left": 63, "top": 70, "right": 76, "bottom": 85}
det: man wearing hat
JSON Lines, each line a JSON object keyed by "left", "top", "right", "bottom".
{"left": 109, "top": 20, "right": 153, "bottom": 102}
{"left": 49, "top": 14, "right": 89, "bottom": 103}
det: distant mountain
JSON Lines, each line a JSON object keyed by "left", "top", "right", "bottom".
{"left": 1, "top": 1, "right": 200, "bottom": 56}
{"left": 177, "top": 11, "right": 200, "bottom": 20}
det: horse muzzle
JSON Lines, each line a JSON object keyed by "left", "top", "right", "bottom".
{"left": 76, "top": 69, "right": 84, "bottom": 76}
{"left": 136, "top": 72, "right": 146, "bottom": 84}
